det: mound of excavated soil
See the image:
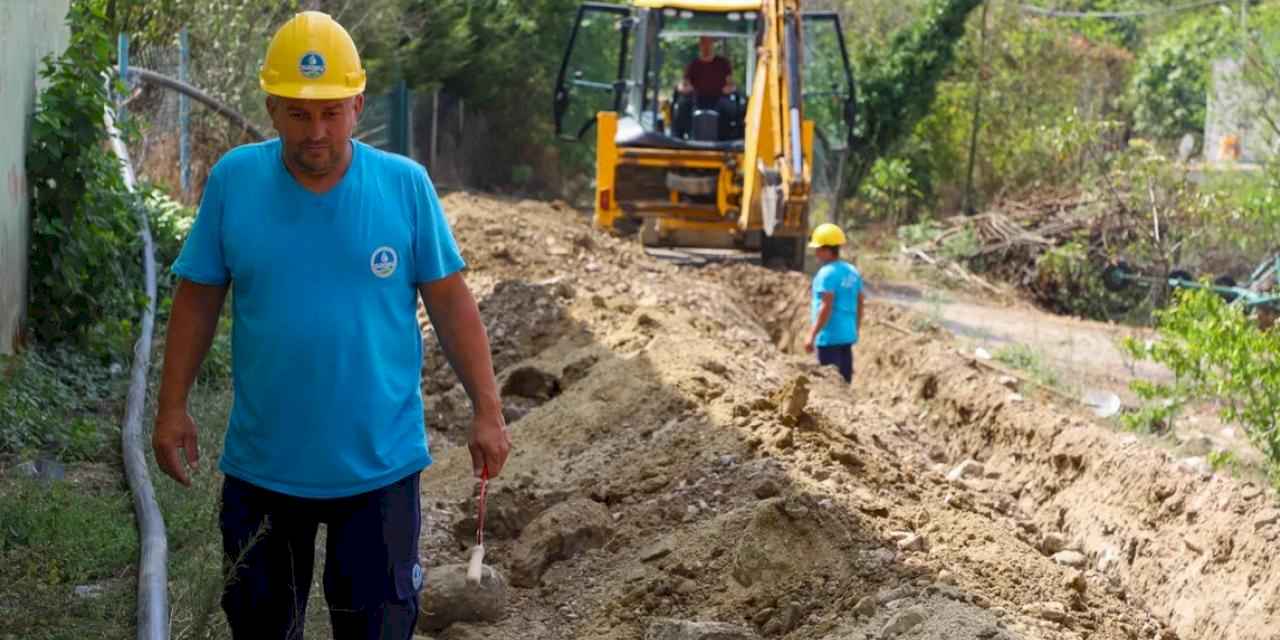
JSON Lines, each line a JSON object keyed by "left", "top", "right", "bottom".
{"left": 411, "top": 191, "right": 1278, "bottom": 640}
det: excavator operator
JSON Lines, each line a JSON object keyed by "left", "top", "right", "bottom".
{"left": 673, "top": 35, "right": 739, "bottom": 140}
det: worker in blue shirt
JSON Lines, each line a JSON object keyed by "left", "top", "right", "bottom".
{"left": 150, "top": 12, "right": 510, "bottom": 640}
{"left": 804, "top": 223, "right": 864, "bottom": 383}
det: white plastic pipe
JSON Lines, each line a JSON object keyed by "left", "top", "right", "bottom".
{"left": 106, "top": 102, "right": 169, "bottom": 640}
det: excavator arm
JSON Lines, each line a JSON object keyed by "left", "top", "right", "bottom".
{"left": 741, "top": 0, "right": 810, "bottom": 239}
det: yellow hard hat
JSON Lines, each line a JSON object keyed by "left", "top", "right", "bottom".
{"left": 259, "top": 11, "right": 366, "bottom": 100}
{"left": 808, "top": 223, "right": 847, "bottom": 248}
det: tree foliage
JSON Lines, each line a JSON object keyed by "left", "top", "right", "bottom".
{"left": 848, "top": 0, "right": 984, "bottom": 192}
{"left": 1127, "top": 10, "right": 1234, "bottom": 142}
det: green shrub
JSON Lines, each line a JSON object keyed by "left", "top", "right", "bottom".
{"left": 1123, "top": 288, "right": 1280, "bottom": 487}
{"left": 0, "top": 349, "right": 122, "bottom": 460}
{"left": 25, "top": 3, "right": 149, "bottom": 356}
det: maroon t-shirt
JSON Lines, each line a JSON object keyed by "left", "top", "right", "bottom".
{"left": 685, "top": 56, "right": 732, "bottom": 98}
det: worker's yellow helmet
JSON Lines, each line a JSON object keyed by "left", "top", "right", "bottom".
{"left": 808, "top": 223, "right": 847, "bottom": 248}
{"left": 259, "top": 11, "right": 366, "bottom": 100}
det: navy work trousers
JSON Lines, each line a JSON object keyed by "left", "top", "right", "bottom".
{"left": 219, "top": 471, "right": 422, "bottom": 640}
{"left": 817, "top": 343, "right": 854, "bottom": 383}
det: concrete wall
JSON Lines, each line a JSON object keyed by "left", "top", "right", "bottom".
{"left": 1205, "top": 57, "right": 1277, "bottom": 164}
{"left": 0, "top": 0, "right": 71, "bottom": 353}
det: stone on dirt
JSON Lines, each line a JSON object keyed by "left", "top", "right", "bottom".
{"left": 752, "top": 477, "right": 782, "bottom": 500}
{"left": 1040, "top": 532, "right": 1067, "bottom": 555}
{"left": 853, "top": 595, "right": 877, "bottom": 617}
{"left": 510, "top": 498, "right": 612, "bottom": 587}
{"left": 1253, "top": 509, "right": 1280, "bottom": 530}
{"left": 946, "top": 460, "right": 985, "bottom": 482}
{"left": 641, "top": 538, "right": 675, "bottom": 562}
{"left": 1023, "top": 601, "right": 1069, "bottom": 623}
{"left": 880, "top": 608, "right": 926, "bottom": 638}
{"left": 896, "top": 533, "right": 927, "bottom": 552}
{"left": 771, "top": 376, "right": 809, "bottom": 422}
{"left": 1051, "top": 550, "right": 1086, "bottom": 568}
{"left": 645, "top": 618, "right": 760, "bottom": 640}
{"left": 418, "top": 564, "right": 508, "bottom": 631}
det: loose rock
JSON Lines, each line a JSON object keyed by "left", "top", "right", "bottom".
{"left": 1041, "top": 532, "right": 1067, "bottom": 555}
{"left": 946, "top": 459, "right": 985, "bottom": 482}
{"left": 753, "top": 478, "right": 782, "bottom": 500}
{"left": 1051, "top": 550, "right": 1086, "bottom": 568}
{"left": 853, "top": 595, "right": 877, "bottom": 617}
{"left": 641, "top": 539, "right": 675, "bottom": 562}
{"left": 880, "top": 608, "right": 926, "bottom": 639}
{"left": 772, "top": 376, "right": 809, "bottom": 422}
{"left": 1253, "top": 509, "right": 1280, "bottom": 530}
{"left": 896, "top": 533, "right": 927, "bottom": 552}
{"left": 645, "top": 618, "right": 760, "bottom": 640}
{"left": 418, "top": 564, "right": 508, "bottom": 631}
{"left": 1023, "top": 601, "right": 1069, "bottom": 624}
{"left": 510, "top": 498, "right": 612, "bottom": 587}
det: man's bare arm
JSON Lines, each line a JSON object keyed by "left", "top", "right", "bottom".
{"left": 857, "top": 291, "right": 865, "bottom": 338}
{"left": 806, "top": 292, "right": 835, "bottom": 352}
{"left": 154, "top": 279, "right": 228, "bottom": 486}
{"left": 418, "top": 273, "right": 510, "bottom": 477}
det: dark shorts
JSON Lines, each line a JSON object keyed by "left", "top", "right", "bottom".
{"left": 219, "top": 471, "right": 422, "bottom": 640}
{"left": 817, "top": 343, "right": 854, "bottom": 383}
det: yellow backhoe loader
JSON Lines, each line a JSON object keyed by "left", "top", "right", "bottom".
{"left": 553, "top": 0, "right": 855, "bottom": 269}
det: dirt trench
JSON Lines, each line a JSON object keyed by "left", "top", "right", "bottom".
{"left": 411, "top": 191, "right": 1277, "bottom": 640}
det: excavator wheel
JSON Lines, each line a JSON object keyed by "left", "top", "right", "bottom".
{"left": 611, "top": 216, "right": 642, "bottom": 237}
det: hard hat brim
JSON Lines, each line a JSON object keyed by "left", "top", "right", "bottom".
{"left": 261, "top": 80, "right": 365, "bottom": 100}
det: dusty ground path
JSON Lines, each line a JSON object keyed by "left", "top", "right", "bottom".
{"left": 407, "top": 192, "right": 1279, "bottom": 640}
{"left": 862, "top": 278, "right": 1265, "bottom": 471}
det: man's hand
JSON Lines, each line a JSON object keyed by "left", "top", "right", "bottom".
{"left": 804, "top": 335, "right": 816, "bottom": 354}
{"left": 678, "top": 79, "right": 693, "bottom": 95}
{"left": 468, "top": 411, "right": 511, "bottom": 478}
{"left": 153, "top": 408, "right": 200, "bottom": 487}
{"left": 153, "top": 278, "right": 226, "bottom": 487}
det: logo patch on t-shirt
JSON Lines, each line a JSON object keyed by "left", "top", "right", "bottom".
{"left": 370, "top": 246, "right": 398, "bottom": 278}
{"left": 299, "top": 52, "right": 326, "bottom": 79}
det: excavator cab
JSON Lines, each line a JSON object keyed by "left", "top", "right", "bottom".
{"left": 553, "top": 1, "right": 855, "bottom": 270}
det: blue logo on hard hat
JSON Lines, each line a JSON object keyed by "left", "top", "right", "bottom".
{"left": 299, "top": 52, "right": 326, "bottom": 79}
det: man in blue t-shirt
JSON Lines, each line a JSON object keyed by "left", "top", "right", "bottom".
{"left": 150, "top": 12, "right": 510, "bottom": 640}
{"left": 804, "top": 223, "right": 864, "bottom": 383}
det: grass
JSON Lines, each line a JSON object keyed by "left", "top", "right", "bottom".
{"left": 994, "top": 343, "right": 1061, "bottom": 390}
{"left": 0, "top": 369, "right": 237, "bottom": 640}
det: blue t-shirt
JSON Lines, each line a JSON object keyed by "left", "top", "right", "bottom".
{"left": 173, "top": 139, "right": 465, "bottom": 498}
{"left": 811, "top": 260, "right": 862, "bottom": 347}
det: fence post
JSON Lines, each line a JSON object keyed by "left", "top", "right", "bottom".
{"left": 391, "top": 79, "right": 410, "bottom": 157}
{"left": 431, "top": 88, "right": 440, "bottom": 170}
{"left": 117, "top": 33, "right": 130, "bottom": 122}
{"left": 179, "top": 27, "right": 190, "bottom": 196}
